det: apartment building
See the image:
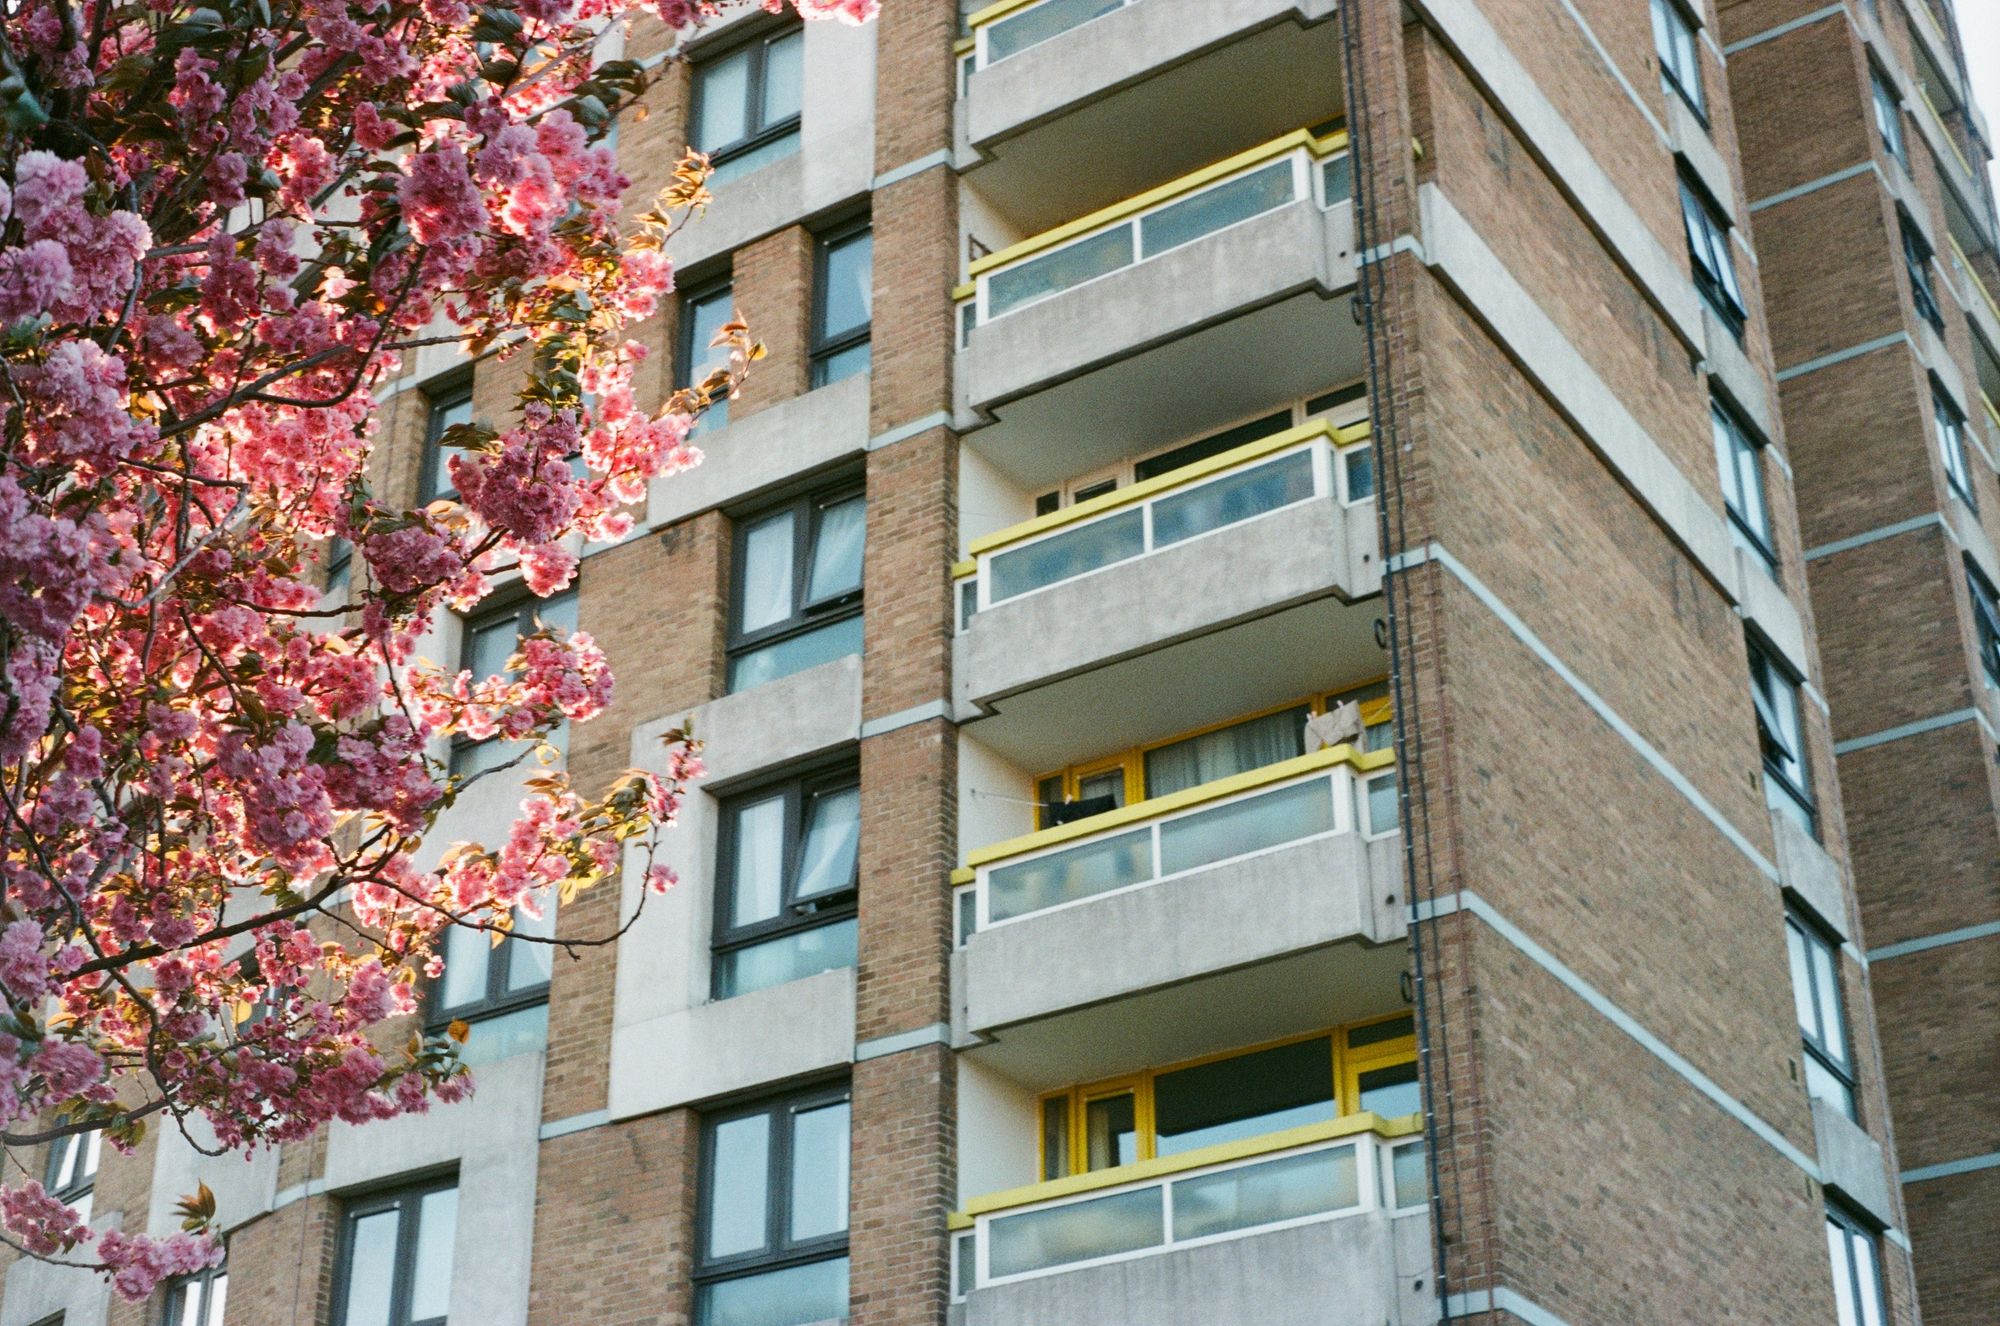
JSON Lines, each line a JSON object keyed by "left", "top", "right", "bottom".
{"left": 3, "top": 1, "right": 1987, "bottom": 1325}
{"left": 1720, "top": 0, "right": 2000, "bottom": 1321}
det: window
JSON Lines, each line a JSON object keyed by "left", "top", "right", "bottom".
{"left": 427, "top": 904, "right": 554, "bottom": 1049}
{"left": 1969, "top": 560, "right": 2000, "bottom": 688}
{"left": 1711, "top": 399, "right": 1776, "bottom": 567}
{"left": 331, "top": 1179, "right": 457, "bottom": 1326}
{"left": 1871, "top": 65, "right": 1906, "bottom": 166}
{"left": 1825, "top": 1202, "right": 1887, "bottom": 1326}
{"left": 1785, "top": 912, "right": 1856, "bottom": 1119}
{"left": 1037, "top": 1018, "right": 1416, "bottom": 1181}
{"left": 1901, "top": 213, "right": 1943, "bottom": 333}
{"left": 679, "top": 278, "right": 737, "bottom": 433}
{"left": 1749, "top": 639, "right": 1816, "bottom": 836}
{"left": 692, "top": 25, "right": 803, "bottom": 187}
{"left": 45, "top": 1129, "right": 100, "bottom": 1217}
{"left": 1651, "top": 0, "right": 1705, "bottom": 120}
{"left": 714, "top": 768, "right": 859, "bottom": 999}
{"left": 728, "top": 486, "right": 864, "bottom": 692}
{"left": 419, "top": 379, "right": 475, "bottom": 503}
{"left": 1681, "top": 176, "right": 1746, "bottom": 333}
{"left": 811, "top": 224, "right": 871, "bottom": 387}
{"left": 452, "top": 592, "right": 579, "bottom": 776}
{"left": 1934, "top": 384, "right": 1976, "bottom": 507}
{"left": 696, "top": 1084, "right": 850, "bottom": 1326}
{"left": 1032, "top": 683, "right": 1393, "bottom": 828}
{"left": 325, "top": 537, "right": 353, "bottom": 602}
{"left": 164, "top": 1264, "right": 228, "bottom": 1326}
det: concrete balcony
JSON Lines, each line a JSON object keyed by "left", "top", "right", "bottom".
{"left": 954, "top": 439, "right": 1380, "bottom": 722}
{"left": 950, "top": 748, "right": 1406, "bottom": 1084}
{"left": 948, "top": 1123, "right": 1434, "bottom": 1326}
{"left": 1811, "top": 1099, "right": 1896, "bottom": 1231}
{"left": 958, "top": 0, "right": 1341, "bottom": 234}
{"left": 954, "top": 129, "right": 1361, "bottom": 426}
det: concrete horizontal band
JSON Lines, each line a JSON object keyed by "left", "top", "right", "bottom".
{"left": 872, "top": 149, "right": 953, "bottom": 191}
{"left": 1445, "top": 1288, "right": 1579, "bottom": 1326}
{"left": 539, "top": 1109, "right": 610, "bottom": 1141}
{"left": 854, "top": 1022, "right": 950, "bottom": 1062}
{"left": 1868, "top": 918, "right": 2000, "bottom": 962}
{"left": 1804, "top": 513, "right": 1945, "bottom": 562}
{"left": 1722, "top": 3, "right": 1843, "bottom": 54}
{"left": 860, "top": 699, "right": 952, "bottom": 739}
{"left": 868, "top": 411, "right": 953, "bottom": 451}
{"left": 1902, "top": 1150, "right": 2000, "bottom": 1185}
{"left": 1833, "top": 708, "right": 1983, "bottom": 756}
{"left": 1775, "top": 332, "right": 1909, "bottom": 382}
{"left": 1750, "top": 161, "right": 1875, "bottom": 212}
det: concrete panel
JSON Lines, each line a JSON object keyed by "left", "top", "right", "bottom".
{"left": 1735, "top": 547, "right": 1811, "bottom": 683}
{"left": 648, "top": 371, "right": 869, "bottom": 527}
{"left": 1771, "top": 809, "right": 1851, "bottom": 942}
{"left": 666, "top": 16, "right": 877, "bottom": 273}
{"left": 1812, "top": 1098, "right": 1896, "bottom": 1230}
{"left": 1703, "top": 306, "right": 1779, "bottom": 445}
{"left": 957, "top": 495, "right": 1373, "bottom": 711}
{"left": 959, "top": 827, "right": 1399, "bottom": 1039}
{"left": 961, "top": 202, "right": 1354, "bottom": 414}
{"left": 963, "top": 1209, "right": 1410, "bottom": 1326}
{"left": 0, "top": 1211, "right": 114, "bottom": 1326}
{"left": 609, "top": 965, "right": 856, "bottom": 1118}
{"left": 322, "top": 1050, "right": 544, "bottom": 1326}
{"left": 1390, "top": 1210, "right": 1441, "bottom": 1322}
{"left": 1667, "top": 95, "right": 1739, "bottom": 248}
{"left": 146, "top": 1115, "right": 281, "bottom": 1236}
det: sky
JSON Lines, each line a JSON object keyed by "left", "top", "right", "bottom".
{"left": 1959, "top": 2, "right": 2000, "bottom": 197}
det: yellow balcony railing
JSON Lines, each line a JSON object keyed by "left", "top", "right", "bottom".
{"left": 950, "top": 744, "right": 1397, "bottom": 940}
{"left": 947, "top": 1115, "right": 1425, "bottom": 1292}
{"left": 952, "top": 419, "right": 1373, "bottom": 624}
{"left": 966, "top": 0, "right": 1135, "bottom": 69}
{"left": 953, "top": 127, "right": 1352, "bottom": 335}
{"left": 1949, "top": 234, "right": 2000, "bottom": 331}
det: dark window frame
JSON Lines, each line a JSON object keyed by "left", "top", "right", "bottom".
{"left": 809, "top": 220, "right": 873, "bottom": 388}
{"left": 711, "top": 763, "right": 860, "bottom": 996}
{"left": 162, "top": 1263, "right": 228, "bottom": 1326}
{"left": 423, "top": 911, "right": 553, "bottom": 1033}
{"left": 1651, "top": 0, "right": 1707, "bottom": 124}
{"left": 1786, "top": 911, "right": 1858, "bottom": 1120}
{"left": 1932, "top": 381, "right": 1977, "bottom": 508}
{"left": 325, "top": 536, "right": 354, "bottom": 601}
{"left": 1968, "top": 558, "right": 2000, "bottom": 688}
{"left": 44, "top": 1128, "right": 99, "bottom": 1205}
{"left": 1712, "top": 398, "right": 1777, "bottom": 568}
{"left": 1870, "top": 62, "right": 1906, "bottom": 166}
{"left": 725, "top": 483, "right": 866, "bottom": 672}
{"left": 1748, "top": 637, "right": 1817, "bottom": 836}
{"left": 1825, "top": 1200, "right": 1888, "bottom": 1326}
{"left": 329, "top": 1175, "right": 457, "bottom": 1326}
{"left": 1900, "top": 210, "right": 1944, "bottom": 333}
{"left": 694, "top": 1081, "right": 851, "bottom": 1301}
{"left": 1680, "top": 173, "right": 1747, "bottom": 336}
{"left": 418, "top": 374, "right": 476, "bottom": 504}
{"left": 449, "top": 589, "right": 579, "bottom": 777}
{"left": 690, "top": 22, "right": 804, "bottom": 175}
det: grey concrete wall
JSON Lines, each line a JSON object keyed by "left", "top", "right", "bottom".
{"left": 146, "top": 1115, "right": 282, "bottom": 1237}
{"left": 0, "top": 1213, "right": 113, "bottom": 1326}
{"left": 958, "top": 823, "right": 1397, "bottom": 1039}
{"left": 963, "top": 1207, "right": 1412, "bottom": 1326}
{"left": 957, "top": 493, "right": 1373, "bottom": 712}
{"left": 1736, "top": 547, "right": 1811, "bottom": 684}
{"left": 1772, "top": 809, "right": 1851, "bottom": 942}
{"left": 1701, "top": 307, "right": 1778, "bottom": 446}
{"left": 960, "top": 201, "right": 1354, "bottom": 413}
{"left": 1811, "top": 1098, "right": 1896, "bottom": 1230}
{"left": 646, "top": 370, "right": 869, "bottom": 527}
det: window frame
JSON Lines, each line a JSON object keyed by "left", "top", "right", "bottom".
{"left": 1680, "top": 173, "right": 1747, "bottom": 335}
{"left": 1748, "top": 638, "right": 1818, "bottom": 836}
{"left": 725, "top": 483, "right": 866, "bottom": 680}
{"left": 1967, "top": 558, "right": 2000, "bottom": 688}
{"left": 449, "top": 590, "right": 579, "bottom": 777}
{"left": 676, "top": 275, "right": 736, "bottom": 404}
{"left": 45, "top": 1128, "right": 100, "bottom": 1207}
{"left": 1870, "top": 63, "right": 1906, "bottom": 167}
{"left": 1786, "top": 911, "right": 1858, "bottom": 1120}
{"left": 1711, "top": 398, "right": 1777, "bottom": 569}
{"left": 1933, "top": 383, "right": 1977, "bottom": 508}
{"left": 1035, "top": 1017, "right": 1417, "bottom": 1181}
{"left": 1900, "top": 210, "right": 1944, "bottom": 333}
{"left": 810, "top": 220, "right": 873, "bottom": 388}
{"left": 423, "top": 907, "right": 554, "bottom": 1033}
{"left": 711, "top": 763, "right": 861, "bottom": 997}
{"left": 1651, "top": 0, "right": 1707, "bottom": 123}
{"left": 694, "top": 1081, "right": 852, "bottom": 1304}
{"left": 329, "top": 1175, "right": 458, "bottom": 1326}
{"left": 162, "top": 1263, "right": 228, "bottom": 1326}
{"left": 1825, "top": 1200, "right": 1888, "bottom": 1326}
{"left": 689, "top": 22, "right": 804, "bottom": 177}
{"left": 417, "top": 374, "right": 475, "bottom": 504}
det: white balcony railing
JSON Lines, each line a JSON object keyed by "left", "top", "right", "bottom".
{"left": 951, "top": 745, "right": 1398, "bottom": 943}
{"left": 967, "top": 0, "right": 1137, "bottom": 69}
{"left": 953, "top": 128, "right": 1352, "bottom": 339}
{"left": 949, "top": 1119, "right": 1426, "bottom": 1294}
{"left": 953, "top": 420, "right": 1372, "bottom": 628}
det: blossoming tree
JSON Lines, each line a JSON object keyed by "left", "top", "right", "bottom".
{"left": 0, "top": 0, "right": 874, "bottom": 1295}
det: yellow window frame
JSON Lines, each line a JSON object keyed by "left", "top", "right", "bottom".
{"left": 1030, "top": 680, "right": 1395, "bottom": 828}
{"left": 1033, "top": 1016, "right": 1417, "bottom": 1180}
